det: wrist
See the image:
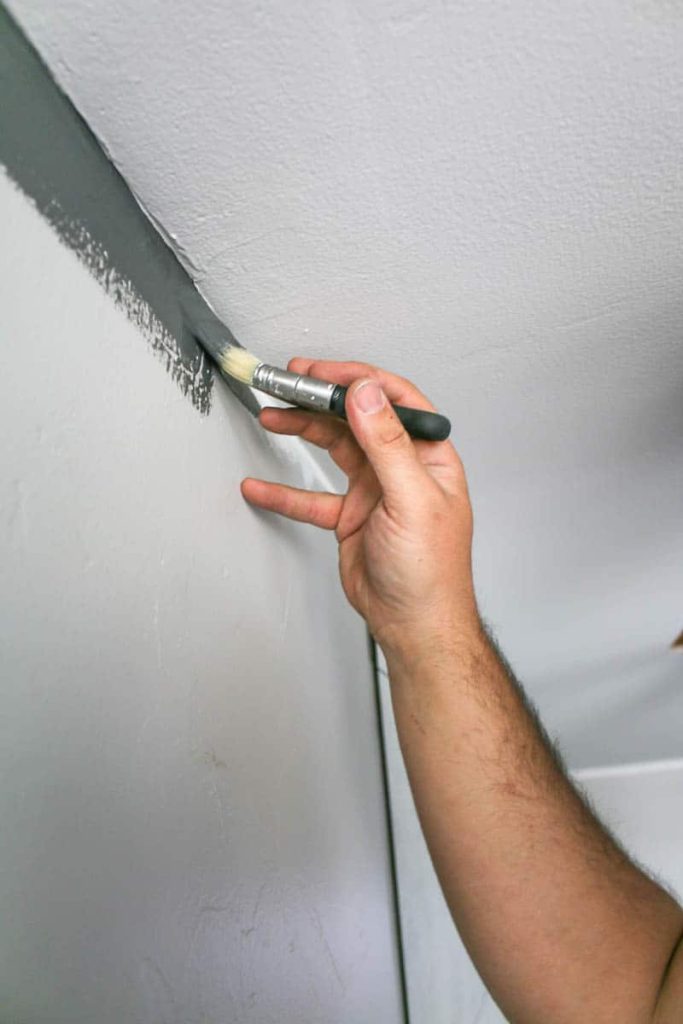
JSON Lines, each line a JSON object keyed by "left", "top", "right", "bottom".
{"left": 378, "top": 602, "right": 483, "bottom": 681}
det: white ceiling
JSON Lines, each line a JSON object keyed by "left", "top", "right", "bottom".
{"left": 8, "top": 0, "right": 683, "bottom": 766}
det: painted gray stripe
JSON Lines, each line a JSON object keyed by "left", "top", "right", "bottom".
{"left": 0, "top": 4, "right": 258, "bottom": 418}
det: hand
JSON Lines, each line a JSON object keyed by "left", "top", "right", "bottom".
{"left": 241, "top": 358, "right": 479, "bottom": 661}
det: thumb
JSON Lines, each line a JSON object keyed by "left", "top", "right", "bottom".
{"left": 345, "top": 378, "right": 427, "bottom": 507}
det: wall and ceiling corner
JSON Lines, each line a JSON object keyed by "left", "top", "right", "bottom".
{"left": 5, "top": 0, "right": 681, "bottom": 772}
{"left": 0, "top": 3, "right": 262, "bottom": 420}
{"left": 2, "top": 1, "right": 683, "bottom": 1020}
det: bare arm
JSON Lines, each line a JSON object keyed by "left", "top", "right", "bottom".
{"left": 242, "top": 358, "right": 683, "bottom": 1023}
{"left": 385, "top": 621, "right": 683, "bottom": 1023}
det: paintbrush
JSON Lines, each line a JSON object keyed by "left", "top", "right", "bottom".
{"left": 199, "top": 340, "right": 451, "bottom": 442}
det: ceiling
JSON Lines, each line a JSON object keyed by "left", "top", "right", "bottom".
{"left": 7, "top": 0, "right": 682, "bottom": 766}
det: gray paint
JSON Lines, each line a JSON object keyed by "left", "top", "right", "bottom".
{"left": 0, "top": 5, "right": 258, "bottom": 418}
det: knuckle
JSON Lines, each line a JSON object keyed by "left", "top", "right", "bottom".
{"left": 380, "top": 424, "right": 409, "bottom": 449}
{"left": 329, "top": 435, "right": 354, "bottom": 462}
{"left": 329, "top": 435, "right": 345, "bottom": 457}
{"left": 301, "top": 420, "right": 326, "bottom": 447}
{"left": 349, "top": 365, "right": 380, "bottom": 386}
{"left": 350, "top": 373, "right": 377, "bottom": 392}
{"left": 282, "top": 492, "right": 297, "bottom": 516}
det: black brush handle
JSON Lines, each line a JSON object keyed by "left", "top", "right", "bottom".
{"left": 329, "top": 385, "right": 451, "bottom": 441}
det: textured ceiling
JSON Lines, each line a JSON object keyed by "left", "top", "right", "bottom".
{"left": 7, "top": 0, "right": 683, "bottom": 766}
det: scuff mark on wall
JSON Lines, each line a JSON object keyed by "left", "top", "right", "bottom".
{"left": 309, "top": 904, "right": 346, "bottom": 993}
{"left": 139, "top": 957, "right": 178, "bottom": 1024}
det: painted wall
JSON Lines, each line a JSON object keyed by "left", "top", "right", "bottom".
{"left": 0, "top": 62, "right": 404, "bottom": 1024}
{"left": 6, "top": 0, "right": 682, "bottom": 771}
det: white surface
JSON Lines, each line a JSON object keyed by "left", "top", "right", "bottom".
{"left": 576, "top": 759, "right": 683, "bottom": 904}
{"left": 378, "top": 640, "right": 683, "bottom": 1023}
{"left": 0, "top": 170, "right": 403, "bottom": 1023}
{"left": 7, "top": 0, "right": 683, "bottom": 768}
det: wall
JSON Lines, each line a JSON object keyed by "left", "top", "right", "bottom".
{"left": 0, "top": 19, "right": 404, "bottom": 1021}
{"left": 2, "top": 4, "right": 682, "bottom": 1021}
{"left": 6, "top": 0, "right": 683, "bottom": 771}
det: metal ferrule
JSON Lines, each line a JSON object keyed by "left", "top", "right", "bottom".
{"left": 251, "top": 364, "right": 336, "bottom": 412}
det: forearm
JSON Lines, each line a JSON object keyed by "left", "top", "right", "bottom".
{"left": 383, "top": 618, "right": 683, "bottom": 1024}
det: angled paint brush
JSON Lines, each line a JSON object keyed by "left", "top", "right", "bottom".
{"left": 197, "top": 339, "right": 451, "bottom": 442}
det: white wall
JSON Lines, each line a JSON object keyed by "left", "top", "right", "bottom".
{"left": 7, "top": 0, "right": 683, "bottom": 773}
{"left": 0, "top": 168, "right": 404, "bottom": 1023}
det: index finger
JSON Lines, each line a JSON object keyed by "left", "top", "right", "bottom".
{"left": 287, "top": 357, "right": 438, "bottom": 413}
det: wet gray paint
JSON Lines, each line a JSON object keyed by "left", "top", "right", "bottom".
{"left": 0, "top": 4, "right": 258, "bottom": 418}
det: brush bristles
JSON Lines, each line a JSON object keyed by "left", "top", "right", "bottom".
{"left": 219, "top": 345, "right": 262, "bottom": 384}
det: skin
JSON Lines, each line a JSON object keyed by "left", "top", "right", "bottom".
{"left": 241, "top": 358, "right": 683, "bottom": 1023}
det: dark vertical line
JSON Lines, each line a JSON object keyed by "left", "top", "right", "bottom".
{"left": 368, "top": 630, "right": 411, "bottom": 1024}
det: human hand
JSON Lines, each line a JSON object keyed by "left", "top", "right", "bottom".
{"left": 241, "top": 359, "right": 479, "bottom": 663}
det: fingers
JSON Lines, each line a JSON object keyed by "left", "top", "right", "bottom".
{"left": 287, "top": 357, "right": 437, "bottom": 413}
{"left": 335, "top": 464, "right": 382, "bottom": 541}
{"left": 258, "top": 407, "right": 365, "bottom": 477}
{"left": 241, "top": 478, "right": 343, "bottom": 531}
{"left": 286, "top": 355, "right": 462, "bottom": 479}
{"left": 255, "top": 359, "right": 461, "bottom": 517}
{"left": 343, "top": 378, "right": 428, "bottom": 512}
